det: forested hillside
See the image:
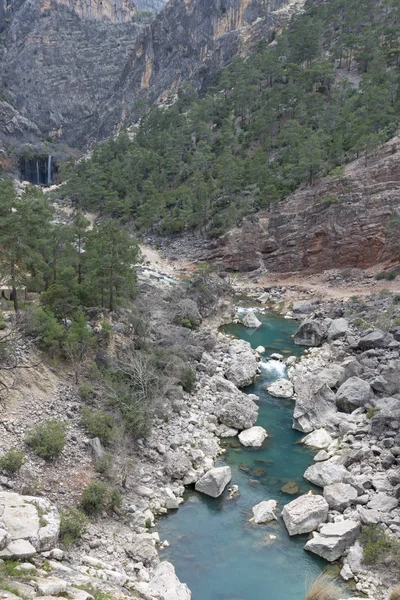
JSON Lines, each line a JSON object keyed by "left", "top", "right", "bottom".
{"left": 61, "top": 0, "right": 400, "bottom": 238}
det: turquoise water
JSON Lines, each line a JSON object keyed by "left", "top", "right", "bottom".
{"left": 157, "top": 311, "right": 326, "bottom": 600}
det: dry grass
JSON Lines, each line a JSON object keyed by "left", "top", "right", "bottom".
{"left": 390, "top": 584, "right": 400, "bottom": 600}
{"left": 304, "top": 574, "right": 341, "bottom": 600}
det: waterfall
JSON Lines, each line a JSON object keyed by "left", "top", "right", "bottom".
{"left": 36, "top": 160, "right": 40, "bottom": 185}
{"left": 47, "top": 155, "right": 52, "bottom": 185}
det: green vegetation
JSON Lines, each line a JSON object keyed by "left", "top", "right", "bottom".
{"left": 61, "top": 0, "right": 400, "bottom": 236}
{"left": 25, "top": 420, "right": 67, "bottom": 460}
{"left": 360, "top": 523, "right": 400, "bottom": 572}
{"left": 81, "top": 408, "right": 117, "bottom": 446}
{"left": 80, "top": 480, "right": 122, "bottom": 515}
{"left": 180, "top": 367, "right": 196, "bottom": 393}
{"left": 94, "top": 454, "right": 114, "bottom": 478}
{"left": 366, "top": 406, "right": 379, "bottom": 419}
{"left": 0, "top": 448, "right": 26, "bottom": 474}
{"left": 59, "top": 507, "right": 88, "bottom": 548}
{"left": 376, "top": 270, "right": 398, "bottom": 280}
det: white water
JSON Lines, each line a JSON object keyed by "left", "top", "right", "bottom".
{"left": 259, "top": 358, "right": 287, "bottom": 379}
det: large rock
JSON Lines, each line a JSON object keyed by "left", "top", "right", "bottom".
{"left": 303, "top": 462, "right": 348, "bottom": 488}
{"left": 243, "top": 312, "right": 262, "bottom": 328}
{"left": 0, "top": 492, "right": 60, "bottom": 558}
{"left": 304, "top": 520, "right": 360, "bottom": 562}
{"left": 294, "top": 319, "right": 328, "bottom": 346}
{"left": 163, "top": 452, "right": 192, "bottom": 480}
{"left": 266, "top": 379, "right": 294, "bottom": 398}
{"left": 323, "top": 483, "right": 358, "bottom": 511}
{"left": 281, "top": 494, "right": 329, "bottom": 536}
{"left": 238, "top": 426, "right": 267, "bottom": 448}
{"left": 301, "top": 428, "right": 333, "bottom": 449}
{"left": 219, "top": 396, "right": 259, "bottom": 430}
{"left": 292, "top": 301, "right": 315, "bottom": 315}
{"left": 125, "top": 533, "right": 159, "bottom": 567}
{"left": 370, "top": 409, "right": 400, "bottom": 436}
{"left": 357, "top": 329, "right": 394, "bottom": 350}
{"left": 250, "top": 500, "right": 278, "bottom": 524}
{"left": 367, "top": 492, "right": 398, "bottom": 512}
{"left": 195, "top": 466, "right": 231, "bottom": 498}
{"left": 148, "top": 561, "right": 191, "bottom": 600}
{"left": 293, "top": 378, "right": 337, "bottom": 433}
{"left": 335, "top": 377, "right": 374, "bottom": 412}
{"left": 327, "top": 318, "right": 349, "bottom": 341}
{"left": 224, "top": 339, "right": 258, "bottom": 388}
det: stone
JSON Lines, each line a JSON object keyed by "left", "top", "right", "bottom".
{"left": 280, "top": 481, "right": 299, "bottom": 495}
{"left": 294, "top": 319, "right": 327, "bottom": 346}
{"left": 0, "top": 538, "right": 36, "bottom": 559}
{"left": 327, "top": 318, "right": 349, "bottom": 341}
{"left": 164, "top": 452, "right": 192, "bottom": 480}
{"left": 323, "top": 483, "right": 358, "bottom": 511}
{"left": 148, "top": 561, "right": 191, "bottom": 600}
{"left": 250, "top": 500, "right": 278, "bottom": 524}
{"left": 281, "top": 494, "right": 329, "bottom": 536}
{"left": 357, "top": 329, "right": 394, "bottom": 350}
{"left": 87, "top": 437, "right": 105, "bottom": 462}
{"left": 303, "top": 462, "right": 348, "bottom": 488}
{"left": 219, "top": 397, "right": 259, "bottom": 430}
{"left": 304, "top": 521, "right": 360, "bottom": 562}
{"left": 301, "top": 428, "right": 333, "bottom": 449}
{"left": 367, "top": 493, "right": 398, "bottom": 512}
{"left": 255, "top": 346, "right": 265, "bottom": 354}
{"left": 195, "top": 466, "right": 231, "bottom": 498}
{"left": 0, "top": 528, "right": 8, "bottom": 550}
{"left": 238, "top": 426, "right": 268, "bottom": 448}
{"left": 292, "top": 301, "right": 315, "bottom": 315}
{"left": 243, "top": 312, "right": 262, "bottom": 328}
{"left": 293, "top": 379, "right": 337, "bottom": 433}
{"left": 335, "top": 377, "right": 374, "bottom": 412}
{"left": 125, "top": 533, "right": 159, "bottom": 567}
{"left": 224, "top": 340, "right": 258, "bottom": 388}
{"left": 340, "top": 564, "right": 354, "bottom": 581}
{"left": 35, "top": 578, "right": 67, "bottom": 596}
{"left": 266, "top": 379, "right": 294, "bottom": 398}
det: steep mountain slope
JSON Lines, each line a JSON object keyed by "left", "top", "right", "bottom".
{"left": 0, "top": 0, "right": 297, "bottom": 149}
{"left": 208, "top": 134, "right": 400, "bottom": 273}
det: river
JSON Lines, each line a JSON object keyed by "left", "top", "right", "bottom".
{"left": 157, "top": 309, "right": 326, "bottom": 600}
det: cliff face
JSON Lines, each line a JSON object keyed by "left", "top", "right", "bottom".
{"left": 0, "top": 0, "right": 297, "bottom": 148}
{"left": 209, "top": 136, "right": 400, "bottom": 273}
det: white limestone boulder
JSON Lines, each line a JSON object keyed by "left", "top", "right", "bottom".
{"left": 301, "top": 428, "right": 333, "bottom": 449}
{"left": 323, "top": 483, "right": 358, "bottom": 511}
{"left": 243, "top": 313, "right": 262, "bottom": 329}
{"left": 238, "top": 426, "right": 268, "bottom": 448}
{"left": 250, "top": 500, "right": 278, "bottom": 524}
{"left": 304, "top": 520, "right": 360, "bottom": 562}
{"left": 303, "top": 461, "right": 348, "bottom": 488}
{"left": 195, "top": 466, "right": 231, "bottom": 498}
{"left": 266, "top": 379, "right": 294, "bottom": 398}
{"left": 148, "top": 561, "right": 191, "bottom": 600}
{"left": 281, "top": 494, "right": 329, "bottom": 536}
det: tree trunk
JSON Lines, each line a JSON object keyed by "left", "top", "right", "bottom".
{"left": 10, "top": 261, "right": 19, "bottom": 312}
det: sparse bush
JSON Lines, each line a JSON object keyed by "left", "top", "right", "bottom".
{"left": 59, "top": 508, "right": 88, "bottom": 547}
{"left": 0, "top": 312, "right": 6, "bottom": 331}
{"left": 78, "top": 382, "right": 94, "bottom": 401}
{"left": 366, "top": 406, "right": 378, "bottom": 419}
{"left": 361, "top": 523, "right": 400, "bottom": 569}
{"left": 393, "top": 295, "right": 400, "bottom": 304}
{"left": 320, "top": 193, "right": 342, "bottom": 206}
{"left": 95, "top": 454, "right": 114, "bottom": 478}
{"left": 33, "top": 309, "right": 64, "bottom": 354}
{"left": 80, "top": 480, "right": 122, "bottom": 515}
{"left": 81, "top": 407, "right": 116, "bottom": 446}
{"left": 304, "top": 574, "right": 341, "bottom": 600}
{"left": 376, "top": 270, "right": 397, "bottom": 281}
{"left": 180, "top": 367, "right": 196, "bottom": 393}
{"left": 0, "top": 449, "right": 26, "bottom": 474}
{"left": 25, "top": 420, "right": 66, "bottom": 460}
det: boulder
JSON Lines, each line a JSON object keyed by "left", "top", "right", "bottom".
{"left": 323, "top": 483, "right": 358, "bottom": 511}
{"left": 301, "top": 428, "right": 333, "bottom": 449}
{"left": 224, "top": 340, "right": 258, "bottom": 388}
{"left": 266, "top": 379, "right": 294, "bottom": 398}
{"left": 35, "top": 578, "right": 67, "bottom": 596}
{"left": 148, "top": 561, "right": 191, "bottom": 600}
{"left": 357, "top": 329, "right": 394, "bottom": 350}
{"left": 304, "top": 520, "right": 360, "bottom": 562}
{"left": 195, "top": 466, "right": 231, "bottom": 498}
{"left": 293, "top": 378, "right": 337, "bottom": 433}
{"left": 367, "top": 492, "right": 398, "bottom": 512}
{"left": 280, "top": 481, "right": 299, "bottom": 495}
{"left": 125, "top": 533, "right": 159, "bottom": 567}
{"left": 292, "top": 301, "right": 315, "bottom": 315}
{"left": 335, "top": 377, "right": 374, "bottom": 412}
{"left": 281, "top": 494, "right": 329, "bottom": 536}
{"left": 316, "top": 365, "right": 346, "bottom": 389}
{"left": 370, "top": 409, "right": 400, "bottom": 436}
{"left": 243, "top": 312, "right": 262, "bottom": 328}
{"left": 238, "top": 426, "right": 268, "bottom": 448}
{"left": 327, "top": 318, "right": 349, "bottom": 341}
{"left": 303, "top": 462, "right": 348, "bottom": 488}
{"left": 163, "top": 452, "right": 192, "bottom": 480}
{"left": 294, "top": 319, "right": 328, "bottom": 346}
{"left": 0, "top": 539, "right": 36, "bottom": 559}
{"left": 219, "top": 397, "right": 259, "bottom": 430}
{"left": 250, "top": 500, "right": 278, "bottom": 524}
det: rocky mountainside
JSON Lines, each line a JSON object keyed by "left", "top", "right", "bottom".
{"left": 0, "top": 0, "right": 301, "bottom": 150}
{"left": 208, "top": 134, "right": 400, "bottom": 274}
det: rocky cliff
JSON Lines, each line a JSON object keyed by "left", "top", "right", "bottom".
{"left": 0, "top": 0, "right": 300, "bottom": 149}
{"left": 209, "top": 135, "right": 400, "bottom": 274}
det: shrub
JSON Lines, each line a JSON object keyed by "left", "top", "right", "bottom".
{"left": 25, "top": 420, "right": 66, "bottom": 460}
{"left": 0, "top": 449, "right": 26, "bottom": 474}
{"left": 81, "top": 408, "right": 116, "bottom": 446}
{"left": 78, "top": 382, "right": 94, "bottom": 401}
{"left": 33, "top": 310, "right": 64, "bottom": 354}
{"left": 0, "top": 312, "right": 6, "bottom": 331}
{"left": 360, "top": 523, "right": 400, "bottom": 568}
{"left": 376, "top": 270, "right": 397, "bottom": 281}
{"left": 304, "top": 574, "right": 341, "bottom": 600}
{"left": 95, "top": 454, "right": 114, "bottom": 478}
{"left": 80, "top": 481, "right": 122, "bottom": 515}
{"left": 59, "top": 508, "right": 88, "bottom": 548}
{"left": 180, "top": 367, "right": 196, "bottom": 393}
{"left": 366, "top": 406, "right": 378, "bottom": 419}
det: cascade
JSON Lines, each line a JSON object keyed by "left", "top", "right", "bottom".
{"left": 36, "top": 161, "right": 40, "bottom": 185}
{"left": 47, "top": 155, "right": 52, "bottom": 185}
